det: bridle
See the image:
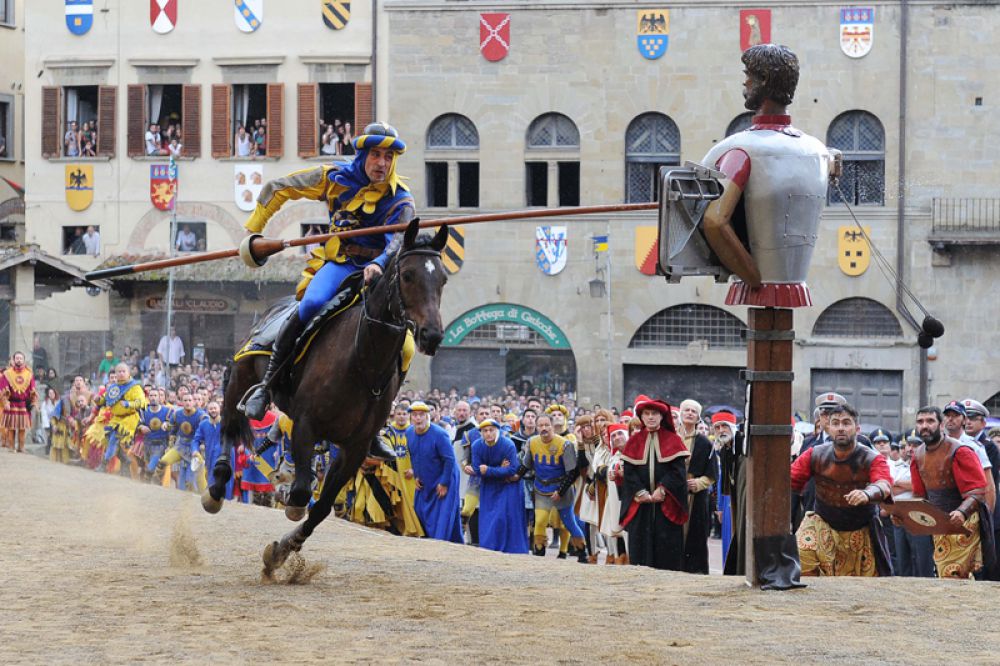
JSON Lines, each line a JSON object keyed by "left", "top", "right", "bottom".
{"left": 372, "top": 246, "right": 444, "bottom": 327}
{"left": 355, "top": 245, "right": 443, "bottom": 397}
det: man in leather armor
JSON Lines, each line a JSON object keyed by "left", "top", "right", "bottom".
{"left": 910, "top": 406, "right": 997, "bottom": 579}
{"left": 790, "top": 403, "right": 894, "bottom": 576}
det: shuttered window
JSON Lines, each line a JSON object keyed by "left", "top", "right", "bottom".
{"left": 298, "top": 83, "right": 318, "bottom": 158}
{"left": 265, "top": 83, "right": 283, "bottom": 158}
{"left": 354, "top": 82, "right": 373, "bottom": 132}
{"left": 96, "top": 86, "right": 116, "bottom": 157}
{"left": 211, "top": 84, "right": 232, "bottom": 158}
{"left": 182, "top": 85, "right": 200, "bottom": 158}
{"left": 127, "top": 84, "right": 147, "bottom": 157}
{"left": 41, "top": 86, "right": 62, "bottom": 158}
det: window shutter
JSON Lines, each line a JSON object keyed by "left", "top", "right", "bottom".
{"left": 182, "top": 84, "right": 201, "bottom": 158}
{"left": 211, "top": 84, "right": 232, "bottom": 158}
{"left": 127, "top": 84, "right": 146, "bottom": 157}
{"left": 297, "top": 83, "right": 318, "bottom": 158}
{"left": 97, "top": 86, "right": 117, "bottom": 157}
{"left": 354, "top": 82, "right": 373, "bottom": 130}
{"left": 266, "top": 82, "right": 284, "bottom": 158}
{"left": 41, "top": 86, "right": 62, "bottom": 158}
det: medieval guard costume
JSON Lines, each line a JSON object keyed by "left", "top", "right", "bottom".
{"left": 790, "top": 414, "right": 894, "bottom": 577}
{"left": 911, "top": 418, "right": 997, "bottom": 579}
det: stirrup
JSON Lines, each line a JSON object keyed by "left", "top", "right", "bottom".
{"left": 237, "top": 382, "right": 269, "bottom": 416}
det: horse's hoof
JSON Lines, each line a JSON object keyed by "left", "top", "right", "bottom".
{"left": 201, "top": 492, "right": 224, "bottom": 514}
{"left": 263, "top": 541, "right": 280, "bottom": 569}
{"left": 285, "top": 505, "right": 307, "bottom": 522}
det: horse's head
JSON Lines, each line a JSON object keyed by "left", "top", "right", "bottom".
{"left": 395, "top": 218, "right": 449, "bottom": 356}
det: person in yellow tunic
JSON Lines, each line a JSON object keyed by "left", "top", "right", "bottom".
{"left": 383, "top": 408, "right": 424, "bottom": 537}
{"left": 544, "top": 404, "right": 576, "bottom": 556}
{"left": 95, "top": 363, "right": 148, "bottom": 476}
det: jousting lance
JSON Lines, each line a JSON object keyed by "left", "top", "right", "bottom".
{"left": 84, "top": 202, "right": 657, "bottom": 281}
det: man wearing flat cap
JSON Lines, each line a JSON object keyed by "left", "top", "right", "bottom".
{"left": 963, "top": 399, "right": 1000, "bottom": 493}
{"left": 792, "top": 392, "right": 846, "bottom": 531}
{"left": 888, "top": 429, "right": 935, "bottom": 577}
{"left": 943, "top": 400, "right": 995, "bottom": 517}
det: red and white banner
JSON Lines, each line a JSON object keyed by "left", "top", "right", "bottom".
{"left": 480, "top": 13, "right": 510, "bottom": 62}
{"left": 150, "top": 0, "right": 176, "bottom": 34}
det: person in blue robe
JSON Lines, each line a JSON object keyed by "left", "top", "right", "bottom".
{"left": 193, "top": 400, "right": 227, "bottom": 497}
{"left": 406, "top": 401, "right": 462, "bottom": 543}
{"left": 472, "top": 419, "right": 528, "bottom": 554}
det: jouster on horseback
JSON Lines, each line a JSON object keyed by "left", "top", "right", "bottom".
{"left": 200, "top": 124, "right": 450, "bottom": 570}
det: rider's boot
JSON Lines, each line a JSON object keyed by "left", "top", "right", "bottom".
{"left": 368, "top": 434, "right": 396, "bottom": 460}
{"left": 242, "top": 313, "right": 306, "bottom": 420}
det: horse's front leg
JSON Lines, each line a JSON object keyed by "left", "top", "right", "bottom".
{"left": 262, "top": 440, "right": 366, "bottom": 575}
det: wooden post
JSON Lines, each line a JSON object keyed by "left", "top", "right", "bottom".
{"left": 744, "top": 307, "right": 796, "bottom": 587}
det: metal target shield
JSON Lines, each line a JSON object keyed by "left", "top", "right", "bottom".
{"left": 656, "top": 162, "right": 729, "bottom": 283}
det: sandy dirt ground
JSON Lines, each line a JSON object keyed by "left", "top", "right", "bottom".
{"left": 1, "top": 451, "right": 998, "bottom": 665}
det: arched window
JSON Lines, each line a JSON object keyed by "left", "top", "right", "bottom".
{"left": 811, "top": 297, "right": 902, "bottom": 337}
{"left": 425, "top": 114, "right": 479, "bottom": 208}
{"left": 625, "top": 112, "right": 681, "bottom": 203}
{"left": 726, "top": 112, "right": 754, "bottom": 137}
{"left": 629, "top": 304, "right": 746, "bottom": 349}
{"left": 827, "top": 111, "right": 885, "bottom": 206}
{"left": 526, "top": 113, "right": 579, "bottom": 149}
{"left": 984, "top": 392, "right": 1000, "bottom": 415}
{"left": 525, "top": 113, "right": 580, "bottom": 207}
{"left": 426, "top": 113, "right": 479, "bottom": 149}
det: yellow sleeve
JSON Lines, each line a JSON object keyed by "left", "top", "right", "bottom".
{"left": 694, "top": 476, "right": 713, "bottom": 493}
{"left": 244, "top": 166, "right": 335, "bottom": 234}
{"left": 126, "top": 384, "right": 149, "bottom": 412}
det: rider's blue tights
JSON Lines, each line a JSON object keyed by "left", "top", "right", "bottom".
{"left": 298, "top": 261, "right": 356, "bottom": 322}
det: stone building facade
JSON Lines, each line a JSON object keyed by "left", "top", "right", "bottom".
{"left": 382, "top": 0, "right": 1000, "bottom": 425}
{"left": 17, "top": 0, "right": 1000, "bottom": 425}
{"left": 23, "top": 0, "right": 375, "bottom": 377}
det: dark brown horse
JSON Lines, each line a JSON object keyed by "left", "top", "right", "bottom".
{"left": 202, "top": 218, "right": 449, "bottom": 570}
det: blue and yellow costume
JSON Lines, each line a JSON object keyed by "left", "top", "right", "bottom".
{"left": 382, "top": 422, "right": 424, "bottom": 536}
{"left": 96, "top": 378, "right": 147, "bottom": 472}
{"left": 160, "top": 406, "right": 208, "bottom": 492}
{"left": 139, "top": 403, "right": 172, "bottom": 473}
{"left": 522, "top": 432, "right": 586, "bottom": 556}
{"left": 239, "top": 123, "right": 414, "bottom": 422}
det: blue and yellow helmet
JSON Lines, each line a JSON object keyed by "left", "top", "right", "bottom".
{"left": 353, "top": 122, "right": 407, "bottom": 153}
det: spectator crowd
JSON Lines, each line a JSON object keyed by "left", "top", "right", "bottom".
{"left": 11, "top": 337, "right": 1000, "bottom": 581}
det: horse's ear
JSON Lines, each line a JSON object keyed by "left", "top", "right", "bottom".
{"left": 431, "top": 224, "right": 449, "bottom": 251}
{"left": 403, "top": 216, "right": 420, "bottom": 248}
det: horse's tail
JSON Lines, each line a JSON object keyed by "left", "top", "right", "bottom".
{"left": 221, "top": 360, "right": 255, "bottom": 451}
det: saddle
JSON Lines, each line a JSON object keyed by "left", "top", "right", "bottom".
{"left": 234, "top": 272, "right": 365, "bottom": 365}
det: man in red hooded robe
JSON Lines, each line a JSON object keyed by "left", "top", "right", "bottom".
{"left": 619, "top": 396, "right": 690, "bottom": 570}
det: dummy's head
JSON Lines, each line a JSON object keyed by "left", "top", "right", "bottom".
{"left": 742, "top": 44, "right": 799, "bottom": 111}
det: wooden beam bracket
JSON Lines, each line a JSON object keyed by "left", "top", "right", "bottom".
{"left": 741, "top": 370, "right": 795, "bottom": 382}
{"left": 745, "top": 329, "right": 795, "bottom": 341}
{"left": 747, "top": 424, "right": 795, "bottom": 436}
